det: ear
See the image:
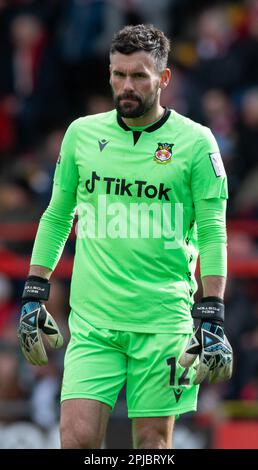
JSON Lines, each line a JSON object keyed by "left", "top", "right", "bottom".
{"left": 109, "top": 64, "right": 112, "bottom": 85}
{"left": 160, "top": 68, "right": 171, "bottom": 90}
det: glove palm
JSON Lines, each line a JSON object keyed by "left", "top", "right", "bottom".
{"left": 179, "top": 299, "right": 233, "bottom": 385}
{"left": 17, "top": 301, "right": 63, "bottom": 366}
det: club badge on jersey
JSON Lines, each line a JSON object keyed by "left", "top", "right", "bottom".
{"left": 153, "top": 143, "right": 174, "bottom": 164}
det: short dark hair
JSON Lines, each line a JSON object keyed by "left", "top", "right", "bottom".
{"left": 110, "top": 24, "right": 170, "bottom": 72}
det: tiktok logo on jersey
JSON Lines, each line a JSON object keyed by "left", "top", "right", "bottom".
{"left": 85, "top": 170, "right": 171, "bottom": 201}
{"left": 79, "top": 171, "right": 187, "bottom": 249}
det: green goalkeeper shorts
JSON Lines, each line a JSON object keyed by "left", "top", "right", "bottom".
{"left": 61, "top": 310, "right": 199, "bottom": 418}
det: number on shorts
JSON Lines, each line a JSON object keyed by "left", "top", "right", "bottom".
{"left": 166, "top": 356, "right": 190, "bottom": 386}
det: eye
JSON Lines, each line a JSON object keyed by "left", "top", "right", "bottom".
{"left": 113, "top": 71, "right": 125, "bottom": 77}
{"left": 135, "top": 72, "right": 149, "bottom": 78}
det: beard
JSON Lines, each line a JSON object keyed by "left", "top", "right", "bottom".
{"left": 112, "top": 90, "right": 157, "bottom": 118}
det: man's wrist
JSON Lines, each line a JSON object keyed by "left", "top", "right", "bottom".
{"left": 201, "top": 296, "right": 224, "bottom": 304}
{"left": 192, "top": 298, "right": 224, "bottom": 324}
{"left": 22, "top": 276, "right": 51, "bottom": 302}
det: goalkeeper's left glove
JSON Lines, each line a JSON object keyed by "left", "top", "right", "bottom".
{"left": 179, "top": 297, "right": 233, "bottom": 385}
{"left": 17, "top": 276, "right": 63, "bottom": 366}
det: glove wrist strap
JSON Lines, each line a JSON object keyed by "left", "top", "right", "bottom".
{"left": 22, "top": 276, "right": 50, "bottom": 302}
{"left": 192, "top": 298, "right": 224, "bottom": 324}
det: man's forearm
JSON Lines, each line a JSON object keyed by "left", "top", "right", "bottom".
{"left": 29, "top": 265, "right": 53, "bottom": 280}
{"left": 195, "top": 198, "right": 227, "bottom": 278}
{"left": 202, "top": 275, "right": 226, "bottom": 299}
{"left": 30, "top": 185, "right": 76, "bottom": 271}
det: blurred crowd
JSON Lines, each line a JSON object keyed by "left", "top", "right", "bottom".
{"left": 0, "top": 0, "right": 258, "bottom": 448}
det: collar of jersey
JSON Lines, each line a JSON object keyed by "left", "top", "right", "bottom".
{"left": 117, "top": 107, "right": 171, "bottom": 133}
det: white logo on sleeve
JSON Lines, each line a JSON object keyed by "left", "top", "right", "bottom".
{"left": 209, "top": 152, "right": 226, "bottom": 177}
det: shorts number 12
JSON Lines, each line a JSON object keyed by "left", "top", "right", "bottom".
{"left": 166, "top": 356, "right": 190, "bottom": 386}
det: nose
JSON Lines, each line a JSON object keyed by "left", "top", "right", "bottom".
{"left": 122, "top": 76, "right": 134, "bottom": 92}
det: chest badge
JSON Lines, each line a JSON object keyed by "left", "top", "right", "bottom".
{"left": 154, "top": 143, "right": 174, "bottom": 164}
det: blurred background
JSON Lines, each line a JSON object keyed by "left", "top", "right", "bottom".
{"left": 1, "top": 0, "right": 258, "bottom": 449}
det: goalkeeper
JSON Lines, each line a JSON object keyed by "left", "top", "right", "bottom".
{"left": 17, "top": 24, "right": 232, "bottom": 449}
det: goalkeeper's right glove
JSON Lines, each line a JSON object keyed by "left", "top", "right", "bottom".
{"left": 17, "top": 276, "right": 63, "bottom": 366}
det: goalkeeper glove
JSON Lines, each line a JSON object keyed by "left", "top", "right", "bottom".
{"left": 17, "top": 276, "right": 63, "bottom": 366}
{"left": 179, "top": 297, "right": 233, "bottom": 385}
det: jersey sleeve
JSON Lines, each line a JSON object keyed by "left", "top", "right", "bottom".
{"left": 191, "top": 127, "right": 228, "bottom": 202}
{"left": 30, "top": 184, "right": 76, "bottom": 270}
{"left": 53, "top": 120, "right": 79, "bottom": 194}
{"left": 195, "top": 198, "right": 227, "bottom": 277}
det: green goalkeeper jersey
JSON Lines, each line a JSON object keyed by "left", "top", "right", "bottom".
{"left": 33, "top": 108, "right": 228, "bottom": 333}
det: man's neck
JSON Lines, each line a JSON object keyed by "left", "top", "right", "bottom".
{"left": 122, "top": 104, "right": 165, "bottom": 128}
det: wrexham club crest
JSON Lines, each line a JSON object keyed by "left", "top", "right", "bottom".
{"left": 154, "top": 143, "right": 174, "bottom": 164}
